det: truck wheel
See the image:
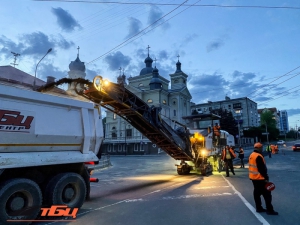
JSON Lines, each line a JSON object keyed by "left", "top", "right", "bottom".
{"left": 45, "top": 173, "right": 86, "bottom": 209}
{"left": 0, "top": 178, "right": 42, "bottom": 225}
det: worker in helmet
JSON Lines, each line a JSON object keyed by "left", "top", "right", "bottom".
{"left": 221, "top": 145, "right": 236, "bottom": 177}
{"left": 213, "top": 123, "right": 221, "bottom": 146}
{"left": 248, "top": 142, "right": 278, "bottom": 215}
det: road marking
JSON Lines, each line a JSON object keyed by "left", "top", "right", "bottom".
{"left": 223, "top": 175, "right": 270, "bottom": 225}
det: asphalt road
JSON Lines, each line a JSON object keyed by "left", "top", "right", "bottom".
{"left": 37, "top": 142, "right": 300, "bottom": 225}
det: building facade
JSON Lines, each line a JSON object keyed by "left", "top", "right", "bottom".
{"left": 279, "top": 110, "right": 289, "bottom": 134}
{"left": 190, "top": 96, "right": 258, "bottom": 145}
{"left": 102, "top": 51, "right": 192, "bottom": 155}
{"left": 257, "top": 108, "right": 280, "bottom": 129}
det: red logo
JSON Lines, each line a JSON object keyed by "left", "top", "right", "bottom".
{"left": 40, "top": 205, "right": 78, "bottom": 218}
{"left": 0, "top": 109, "right": 34, "bottom": 131}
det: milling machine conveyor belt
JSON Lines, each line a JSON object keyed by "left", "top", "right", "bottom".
{"left": 82, "top": 77, "right": 194, "bottom": 161}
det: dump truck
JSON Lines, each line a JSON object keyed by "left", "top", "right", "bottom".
{"left": 0, "top": 81, "right": 103, "bottom": 224}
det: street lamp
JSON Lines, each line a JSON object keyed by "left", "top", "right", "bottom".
{"left": 265, "top": 122, "right": 269, "bottom": 144}
{"left": 33, "top": 48, "right": 52, "bottom": 90}
{"left": 235, "top": 109, "right": 242, "bottom": 146}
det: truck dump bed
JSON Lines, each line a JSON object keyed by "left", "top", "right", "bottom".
{"left": 0, "top": 83, "right": 103, "bottom": 169}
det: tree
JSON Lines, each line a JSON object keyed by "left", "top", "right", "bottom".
{"left": 260, "top": 109, "right": 279, "bottom": 141}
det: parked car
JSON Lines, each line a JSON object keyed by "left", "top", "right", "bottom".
{"left": 292, "top": 143, "right": 300, "bottom": 151}
{"left": 277, "top": 140, "right": 285, "bottom": 145}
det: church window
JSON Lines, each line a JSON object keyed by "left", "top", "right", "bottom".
{"left": 163, "top": 100, "right": 167, "bottom": 104}
{"left": 147, "top": 99, "right": 153, "bottom": 103}
{"left": 113, "top": 113, "right": 117, "bottom": 119}
{"left": 174, "top": 110, "right": 176, "bottom": 116}
{"left": 174, "top": 79, "right": 179, "bottom": 83}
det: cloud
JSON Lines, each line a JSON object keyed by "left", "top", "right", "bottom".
{"left": 0, "top": 33, "right": 74, "bottom": 59}
{"left": 206, "top": 39, "right": 224, "bottom": 52}
{"left": 126, "top": 17, "right": 143, "bottom": 39}
{"left": 21, "top": 32, "right": 74, "bottom": 57}
{"left": 38, "top": 63, "right": 67, "bottom": 80}
{"left": 104, "top": 51, "right": 131, "bottom": 71}
{"left": 0, "top": 35, "right": 24, "bottom": 58}
{"left": 179, "top": 33, "right": 198, "bottom": 48}
{"left": 51, "top": 7, "right": 82, "bottom": 32}
{"left": 158, "top": 50, "right": 168, "bottom": 60}
{"left": 286, "top": 108, "right": 300, "bottom": 117}
{"left": 147, "top": 5, "right": 170, "bottom": 30}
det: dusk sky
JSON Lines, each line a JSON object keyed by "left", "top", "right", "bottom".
{"left": 1, "top": 0, "right": 300, "bottom": 129}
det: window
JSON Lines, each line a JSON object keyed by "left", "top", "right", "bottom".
{"left": 113, "top": 113, "right": 117, "bottom": 120}
{"left": 112, "top": 132, "right": 117, "bottom": 139}
{"left": 138, "top": 83, "right": 144, "bottom": 87}
{"left": 163, "top": 99, "right": 167, "bottom": 104}
{"left": 174, "top": 110, "right": 176, "bottom": 116}
{"left": 108, "top": 144, "right": 111, "bottom": 152}
{"left": 233, "top": 103, "right": 242, "bottom": 109}
{"left": 118, "top": 144, "right": 122, "bottom": 152}
{"left": 147, "top": 99, "right": 153, "bottom": 103}
{"left": 126, "top": 128, "right": 132, "bottom": 138}
{"left": 174, "top": 79, "right": 179, "bottom": 83}
{"left": 134, "top": 143, "right": 139, "bottom": 151}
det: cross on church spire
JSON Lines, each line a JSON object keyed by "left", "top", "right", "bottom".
{"left": 122, "top": 68, "right": 125, "bottom": 75}
{"left": 147, "top": 45, "right": 150, "bottom": 56}
{"left": 119, "top": 67, "right": 122, "bottom": 76}
{"left": 154, "top": 57, "right": 157, "bottom": 67}
{"left": 177, "top": 54, "right": 180, "bottom": 62}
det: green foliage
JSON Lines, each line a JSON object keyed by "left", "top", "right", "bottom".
{"left": 260, "top": 110, "right": 276, "bottom": 128}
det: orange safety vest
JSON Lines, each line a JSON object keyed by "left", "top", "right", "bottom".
{"left": 248, "top": 152, "right": 266, "bottom": 180}
{"left": 221, "top": 148, "right": 236, "bottom": 160}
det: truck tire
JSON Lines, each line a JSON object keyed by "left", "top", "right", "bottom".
{"left": 45, "top": 173, "right": 86, "bottom": 209}
{"left": 0, "top": 178, "right": 42, "bottom": 225}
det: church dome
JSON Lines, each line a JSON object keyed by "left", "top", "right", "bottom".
{"left": 139, "top": 54, "right": 153, "bottom": 75}
{"left": 69, "top": 56, "right": 86, "bottom": 72}
{"left": 149, "top": 66, "right": 162, "bottom": 90}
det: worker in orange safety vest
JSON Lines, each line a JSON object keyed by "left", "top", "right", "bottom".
{"left": 213, "top": 123, "right": 221, "bottom": 146}
{"left": 248, "top": 142, "right": 278, "bottom": 215}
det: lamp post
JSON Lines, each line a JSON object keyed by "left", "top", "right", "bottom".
{"left": 33, "top": 48, "right": 52, "bottom": 90}
{"left": 235, "top": 109, "right": 242, "bottom": 146}
{"left": 265, "top": 122, "right": 269, "bottom": 144}
{"left": 121, "top": 121, "right": 128, "bottom": 156}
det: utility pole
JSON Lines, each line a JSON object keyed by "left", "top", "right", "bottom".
{"left": 10, "top": 52, "right": 20, "bottom": 67}
{"left": 265, "top": 122, "right": 269, "bottom": 144}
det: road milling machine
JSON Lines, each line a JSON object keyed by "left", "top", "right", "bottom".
{"left": 40, "top": 76, "right": 235, "bottom": 176}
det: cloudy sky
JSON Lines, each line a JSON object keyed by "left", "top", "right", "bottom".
{"left": 1, "top": 0, "right": 300, "bottom": 129}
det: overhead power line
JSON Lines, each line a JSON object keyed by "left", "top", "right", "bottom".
{"left": 33, "top": 0, "right": 300, "bottom": 10}
{"left": 87, "top": 0, "right": 192, "bottom": 64}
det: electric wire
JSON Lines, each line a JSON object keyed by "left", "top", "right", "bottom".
{"left": 87, "top": 0, "right": 190, "bottom": 65}
{"left": 246, "top": 65, "right": 300, "bottom": 98}
{"left": 32, "top": 0, "right": 300, "bottom": 10}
